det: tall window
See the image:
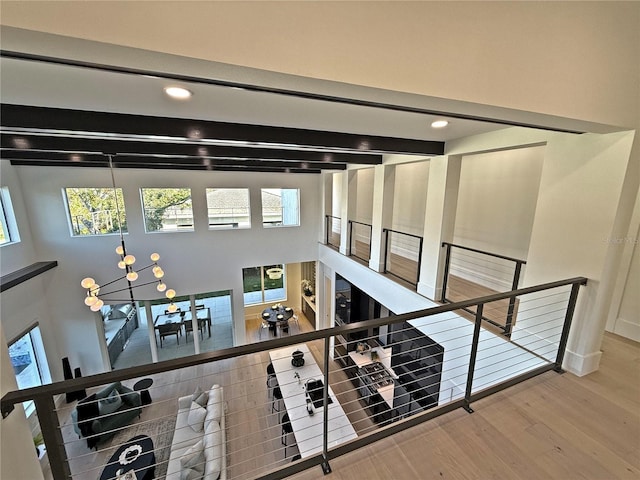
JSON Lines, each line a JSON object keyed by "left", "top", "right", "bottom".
{"left": 64, "top": 187, "right": 126, "bottom": 236}
{"left": 243, "top": 265, "right": 286, "bottom": 305}
{"left": 141, "top": 188, "right": 193, "bottom": 232}
{"left": 261, "top": 189, "right": 300, "bottom": 227}
{"left": 8, "top": 325, "right": 51, "bottom": 416}
{"left": 206, "top": 188, "right": 251, "bottom": 229}
{"left": 0, "top": 187, "right": 20, "bottom": 245}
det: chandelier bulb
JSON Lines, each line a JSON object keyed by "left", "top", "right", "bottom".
{"left": 85, "top": 295, "right": 98, "bottom": 306}
{"left": 124, "top": 254, "right": 136, "bottom": 266}
{"left": 165, "top": 289, "right": 176, "bottom": 300}
{"left": 118, "top": 260, "right": 126, "bottom": 270}
{"left": 150, "top": 253, "right": 160, "bottom": 262}
{"left": 157, "top": 282, "right": 167, "bottom": 292}
{"left": 167, "top": 303, "right": 178, "bottom": 313}
{"left": 115, "top": 245, "right": 124, "bottom": 255}
{"left": 126, "top": 271, "right": 139, "bottom": 282}
{"left": 154, "top": 269, "right": 165, "bottom": 279}
{"left": 81, "top": 277, "right": 95, "bottom": 289}
{"left": 90, "top": 299, "right": 104, "bottom": 311}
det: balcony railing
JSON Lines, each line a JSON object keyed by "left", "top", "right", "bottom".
{"left": 383, "top": 229, "right": 423, "bottom": 287}
{"left": 441, "top": 242, "right": 527, "bottom": 336}
{"left": 325, "top": 215, "right": 341, "bottom": 249}
{"left": 1, "top": 276, "right": 585, "bottom": 480}
{"left": 348, "top": 220, "right": 372, "bottom": 263}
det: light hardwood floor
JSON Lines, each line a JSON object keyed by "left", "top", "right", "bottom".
{"left": 289, "top": 332, "right": 640, "bottom": 480}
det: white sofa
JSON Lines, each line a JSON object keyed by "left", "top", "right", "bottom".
{"left": 166, "top": 384, "right": 226, "bottom": 480}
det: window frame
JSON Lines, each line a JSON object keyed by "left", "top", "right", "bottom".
{"left": 205, "top": 188, "right": 251, "bottom": 230}
{"left": 63, "top": 187, "right": 127, "bottom": 237}
{"left": 242, "top": 264, "right": 287, "bottom": 305}
{"left": 140, "top": 187, "right": 195, "bottom": 233}
{"left": 261, "top": 188, "right": 300, "bottom": 228}
{"left": 0, "top": 187, "right": 20, "bottom": 246}
{"left": 8, "top": 324, "right": 51, "bottom": 417}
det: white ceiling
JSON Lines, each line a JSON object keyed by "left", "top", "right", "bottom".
{"left": 0, "top": 57, "right": 507, "bottom": 143}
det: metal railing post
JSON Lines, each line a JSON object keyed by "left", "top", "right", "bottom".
{"left": 325, "top": 215, "right": 329, "bottom": 245}
{"left": 463, "top": 303, "right": 484, "bottom": 413}
{"left": 416, "top": 236, "right": 424, "bottom": 286}
{"left": 441, "top": 242, "right": 452, "bottom": 303}
{"left": 382, "top": 229, "right": 389, "bottom": 273}
{"left": 554, "top": 281, "right": 585, "bottom": 372}
{"left": 321, "top": 337, "right": 332, "bottom": 474}
{"left": 504, "top": 261, "right": 523, "bottom": 337}
{"left": 348, "top": 220, "right": 353, "bottom": 256}
{"left": 35, "top": 395, "right": 71, "bottom": 480}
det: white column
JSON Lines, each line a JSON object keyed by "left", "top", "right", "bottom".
{"left": 144, "top": 300, "right": 158, "bottom": 363}
{"left": 514, "top": 131, "right": 635, "bottom": 376}
{"left": 369, "top": 164, "right": 395, "bottom": 271}
{"left": 416, "top": 155, "right": 461, "bottom": 300}
{"left": 189, "top": 294, "right": 200, "bottom": 353}
{"left": 339, "top": 170, "right": 357, "bottom": 255}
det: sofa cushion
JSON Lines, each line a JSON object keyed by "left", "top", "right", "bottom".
{"left": 204, "top": 385, "right": 223, "bottom": 430}
{"left": 98, "top": 389, "right": 123, "bottom": 416}
{"left": 203, "top": 421, "right": 222, "bottom": 480}
{"left": 191, "top": 386, "right": 208, "bottom": 407}
{"left": 180, "top": 439, "right": 205, "bottom": 480}
{"left": 95, "top": 382, "right": 122, "bottom": 400}
{"left": 187, "top": 401, "right": 207, "bottom": 432}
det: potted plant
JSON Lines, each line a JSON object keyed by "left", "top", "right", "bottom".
{"left": 301, "top": 279, "right": 313, "bottom": 296}
{"left": 33, "top": 432, "right": 45, "bottom": 458}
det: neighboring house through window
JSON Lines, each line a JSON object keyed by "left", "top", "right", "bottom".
{"left": 261, "top": 189, "right": 299, "bottom": 227}
{"left": 206, "top": 188, "right": 251, "bottom": 229}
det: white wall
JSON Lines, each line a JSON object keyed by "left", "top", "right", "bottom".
{"left": 6, "top": 164, "right": 321, "bottom": 376}
{"left": 451, "top": 146, "right": 545, "bottom": 290}
{"left": 392, "top": 161, "right": 429, "bottom": 235}
{"left": 354, "top": 168, "right": 374, "bottom": 223}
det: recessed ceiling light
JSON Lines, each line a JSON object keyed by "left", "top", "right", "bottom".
{"left": 431, "top": 120, "right": 449, "bottom": 128}
{"left": 164, "top": 86, "right": 193, "bottom": 100}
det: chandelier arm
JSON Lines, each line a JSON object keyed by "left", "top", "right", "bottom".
{"left": 98, "top": 280, "right": 163, "bottom": 297}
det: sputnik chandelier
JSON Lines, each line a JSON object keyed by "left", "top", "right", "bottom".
{"left": 80, "top": 154, "right": 178, "bottom": 313}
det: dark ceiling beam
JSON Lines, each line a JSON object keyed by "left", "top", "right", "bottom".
{"left": 6, "top": 158, "right": 320, "bottom": 174}
{"left": 0, "top": 150, "right": 343, "bottom": 171}
{"left": 0, "top": 133, "right": 381, "bottom": 164}
{"left": 0, "top": 104, "right": 445, "bottom": 156}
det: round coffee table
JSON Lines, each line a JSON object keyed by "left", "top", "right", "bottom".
{"left": 133, "top": 378, "right": 153, "bottom": 406}
{"left": 99, "top": 434, "right": 155, "bottom": 480}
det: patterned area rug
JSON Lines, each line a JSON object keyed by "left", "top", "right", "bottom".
{"left": 106, "top": 417, "right": 176, "bottom": 480}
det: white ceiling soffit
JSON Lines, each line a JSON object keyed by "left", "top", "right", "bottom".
{"left": 0, "top": 26, "right": 624, "bottom": 137}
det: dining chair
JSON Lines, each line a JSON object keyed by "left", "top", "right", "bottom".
{"left": 289, "top": 313, "right": 300, "bottom": 333}
{"left": 271, "top": 386, "right": 283, "bottom": 413}
{"left": 281, "top": 413, "right": 294, "bottom": 457}
{"left": 266, "top": 363, "right": 277, "bottom": 398}
{"left": 276, "top": 319, "right": 290, "bottom": 337}
{"left": 157, "top": 323, "right": 181, "bottom": 347}
{"left": 258, "top": 313, "right": 271, "bottom": 340}
{"left": 184, "top": 317, "right": 206, "bottom": 342}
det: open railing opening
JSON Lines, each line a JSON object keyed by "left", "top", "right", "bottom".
{"left": 383, "top": 229, "right": 423, "bottom": 287}
{"left": 325, "top": 215, "right": 341, "bottom": 249}
{"left": 348, "top": 220, "right": 372, "bottom": 263}
{"left": 1, "top": 277, "right": 586, "bottom": 480}
{"left": 441, "top": 242, "right": 527, "bottom": 336}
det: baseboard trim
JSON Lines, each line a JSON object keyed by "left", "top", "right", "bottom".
{"left": 608, "top": 318, "right": 640, "bottom": 342}
{"left": 563, "top": 348, "right": 602, "bottom": 376}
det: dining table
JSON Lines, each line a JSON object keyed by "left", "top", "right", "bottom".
{"left": 261, "top": 305, "right": 293, "bottom": 336}
{"left": 269, "top": 343, "right": 358, "bottom": 458}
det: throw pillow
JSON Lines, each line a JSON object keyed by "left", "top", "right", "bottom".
{"left": 180, "top": 439, "right": 205, "bottom": 480}
{"left": 187, "top": 401, "right": 207, "bottom": 432}
{"left": 191, "top": 385, "right": 208, "bottom": 407}
{"left": 97, "top": 389, "right": 123, "bottom": 416}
